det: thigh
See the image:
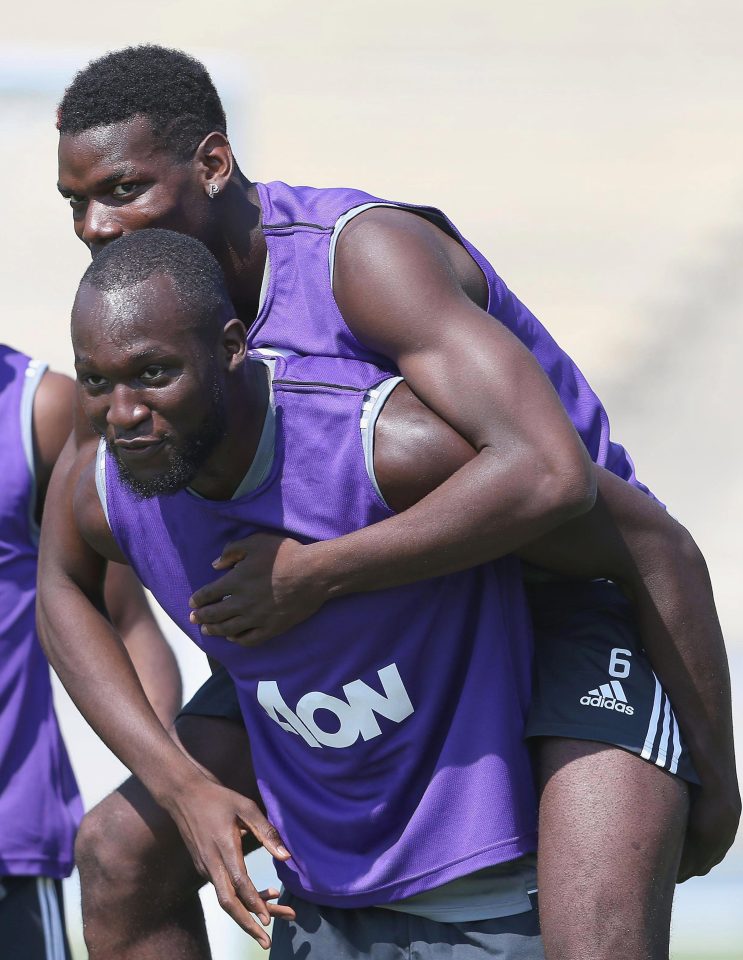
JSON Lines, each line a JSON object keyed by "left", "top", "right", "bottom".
{"left": 536, "top": 738, "right": 687, "bottom": 960}
{"left": 0, "top": 876, "right": 71, "bottom": 960}
{"left": 526, "top": 579, "right": 690, "bottom": 959}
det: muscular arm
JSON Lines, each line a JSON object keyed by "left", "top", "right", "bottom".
{"left": 378, "top": 383, "right": 740, "bottom": 878}
{"left": 36, "top": 441, "right": 291, "bottom": 946}
{"left": 315, "top": 209, "right": 596, "bottom": 590}
{"left": 191, "top": 210, "right": 595, "bottom": 634}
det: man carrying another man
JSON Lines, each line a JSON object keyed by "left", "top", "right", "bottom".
{"left": 38, "top": 229, "right": 738, "bottom": 958}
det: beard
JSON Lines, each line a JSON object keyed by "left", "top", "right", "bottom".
{"left": 108, "top": 385, "right": 227, "bottom": 500}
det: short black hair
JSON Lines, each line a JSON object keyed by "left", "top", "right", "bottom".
{"left": 58, "top": 45, "right": 226, "bottom": 160}
{"left": 79, "top": 229, "right": 232, "bottom": 333}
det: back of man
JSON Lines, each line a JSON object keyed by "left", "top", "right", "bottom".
{"left": 0, "top": 344, "right": 81, "bottom": 960}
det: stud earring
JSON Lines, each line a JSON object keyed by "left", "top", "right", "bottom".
{"left": 207, "top": 183, "right": 220, "bottom": 198}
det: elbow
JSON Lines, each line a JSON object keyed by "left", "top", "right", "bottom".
{"left": 538, "top": 448, "right": 597, "bottom": 525}
{"left": 665, "top": 517, "right": 710, "bottom": 578}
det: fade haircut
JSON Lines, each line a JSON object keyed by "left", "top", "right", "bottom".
{"left": 57, "top": 45, "right": 227, "bottom": 160}
{"left": 79, "top": 229, "right": 232, "bottom": 336}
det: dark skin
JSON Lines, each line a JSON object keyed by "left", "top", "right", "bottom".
{"left": 54, "top": 121, "right": 738, "bottom": 955}
{"left": 39, "top": 284, "right": 733, "bottom": 955}
{"left": 32, "top": 367, "right": 182, "bottom": 723}
{"left": 58, "top": 115, "right": 597, "bottom": 635}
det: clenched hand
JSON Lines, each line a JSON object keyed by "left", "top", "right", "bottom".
{"left": 678, "top": 782, "right": 741, "bottom": 882}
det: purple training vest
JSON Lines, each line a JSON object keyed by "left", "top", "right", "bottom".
{"left": 250, "top": 180, "right": 652, "bottom": 495}
{"left": 0, "top": 346, "right": 82, "bottom": 878}
{"left": 101, "top": 355, "right": 538, "bottom": 907}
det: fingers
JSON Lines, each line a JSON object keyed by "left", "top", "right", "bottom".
{"left": 212, "top": 867, "right": 272, "bottom": 948}
{"left": 190, "top": 574, "right": 234, "bottom": 610}
{"left": 213, "top": 539, "right": 252, "bottom": 570}
{"left": 210, "top": 829, "right": 274, "bottom": 947}
{"left": 238, "top": 802, "right": 292, "bottom": 861}
{"left": 259, "top": 889, "right": 297, "bottom": 921}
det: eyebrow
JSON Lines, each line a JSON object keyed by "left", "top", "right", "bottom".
{"left": 57, "top": 167, "right": 139, "bottom": 194}
{"left": 75, "top": 346, "right": 174, "bottom": 367}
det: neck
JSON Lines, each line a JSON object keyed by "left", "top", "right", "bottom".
{"left": 210, "top": 171, "right": 266, "bottom": 324}
{"left": 188, "top": 359, "right": 270, "bottom": 500}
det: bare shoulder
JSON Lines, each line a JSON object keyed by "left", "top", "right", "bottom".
{"left": 374, "top": 381, "right": 476, "bottom": 512}
{"left": 333, "top": 206, "right": 488, "bottom": 354}
{"left": 33, "top": 370, "right": 75, "bottom": 466}
{"left": 337, "top": 206, "right": 484, "bottom": 289}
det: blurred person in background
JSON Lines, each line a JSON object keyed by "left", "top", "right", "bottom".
{"left": 0, "top": 343, "right": 181, "bottom": 959}
{"left": 49, "top": 45, "right": 739, "bottom": 960}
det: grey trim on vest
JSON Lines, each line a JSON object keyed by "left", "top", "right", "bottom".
{"left": 231, "top": 359, "right": 277, "bottom": 498}
{"left": 381, "top": 854, "right": 537, "bottom": 923}
{"left": 258, "top": 249, "right": 271, "bottom": 314}
{"left": 95, "top": 438, "right": 110, "bottom": 528}
{"left": 20, "top": 358, "right": 48, "bottom": 543}
{"left": 360, "top": 376, "right": 404, "bottom": 506}
{"left": 254, "top": 251, "right": 296, "bottom": 359}
{"left": 328, "top": 202, "right": 398, "bottom": 286}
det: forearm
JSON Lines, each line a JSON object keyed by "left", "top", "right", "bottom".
{"left": 38, "top": 575, "right": 202, "bottom": 809}
{"left": 104, "top": 562, "right": 182, "bottom": 724}
{"left": 626, "top": 531, "right": 736, "bottom": 790}
{"left": 309, "top": 445, "right": 594, "bottom": 600}
{"left": 520, "top": 468, "right": 738, "bottom": 794}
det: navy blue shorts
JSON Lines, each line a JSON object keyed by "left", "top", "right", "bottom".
{"left": 179, "top": 579, "right": 697, "bottom": 784}
{"left": 524, "top": 577, "right": 697, "bottom": 783}
{"left": 0, "top": 876, "right": 71, "bottom": 960}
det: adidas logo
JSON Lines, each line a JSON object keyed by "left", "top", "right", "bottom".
{"left": 579, "top": 680, "right": 634, "bottom": 716}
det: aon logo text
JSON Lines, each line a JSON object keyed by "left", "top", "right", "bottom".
{"left": 257, "top": 663, "right": 414, "bottom": 749}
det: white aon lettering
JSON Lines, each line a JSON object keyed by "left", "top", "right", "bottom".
{"left": 256, "top": 663, "right": 414, "bottom": 749}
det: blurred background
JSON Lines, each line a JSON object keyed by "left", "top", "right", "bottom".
{"left": 1, "top": 1, "right": 741, "bottom": 957}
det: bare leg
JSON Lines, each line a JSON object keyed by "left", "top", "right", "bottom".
{"left": 537, "top": 738, "right": 689, "bottom": 960}
{"left": 75, "top": 715, "right": 260, "bottom": 960}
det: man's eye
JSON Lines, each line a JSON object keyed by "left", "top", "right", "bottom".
{"left": 64, "top": 193, "right": 85, "bottom": 207}
{"left": 112, "top": 183, "right": 137, "bottom": 199}
{"left": 81, "top": 374, "right": 106, "bottom": 388}
{"left": 140, "top": 366, "right": 166, "bottom": 381}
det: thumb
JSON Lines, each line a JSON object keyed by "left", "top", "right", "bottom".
{"left": 213, "top": 540, "right": 250, "bottom": 569}
{"left": 239, "top": 804, "right": 292, "bottom": 861}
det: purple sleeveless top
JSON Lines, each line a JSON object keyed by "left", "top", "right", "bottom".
{"left": 251, "top": 180, "right": 651, "bottom": 495}
{"left": 0, "top": 346, "right": 82, "bottom": 878}
{"left": 101, "top": 355, "right": 538, "bottom": 907}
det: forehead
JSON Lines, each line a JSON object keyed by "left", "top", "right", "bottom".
{"left": 72, "top": 274, "right": 201, "bottom": 359}
{"left": 58, "top": 116, "right": 174, "bottom": 186}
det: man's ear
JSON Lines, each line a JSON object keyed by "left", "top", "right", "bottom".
{"left": 222, "top": 318, "right": 248, "bottom": 370}
{"left": 194, "top": 132, "right": 234, "bottom": 195}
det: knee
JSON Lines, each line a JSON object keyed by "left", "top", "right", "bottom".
{"left": 75, "top": 800, "right": 152, "bottom": 906}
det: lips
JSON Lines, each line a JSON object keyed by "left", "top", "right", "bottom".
{"left": 113, "top": 438, "right": 165, "bottom": 458}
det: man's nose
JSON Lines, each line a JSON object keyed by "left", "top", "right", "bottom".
{"left": 82, "top": 200, "right": 123, "bottom": 251}
{"left": 107, "top": 385, "right": 150, "bottom": 431}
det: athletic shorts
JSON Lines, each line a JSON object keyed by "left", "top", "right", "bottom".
{"left": 0, "top": 876, "right": 71, "bottom": 960}
{"left": 524, "top": 577, "right": 698, "bottom": 783}
{"left": 179, "top": 579, "right": 697, "bottom": 784}
{"left": 269, "top": 889, "right": 544, "bottom": 959}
